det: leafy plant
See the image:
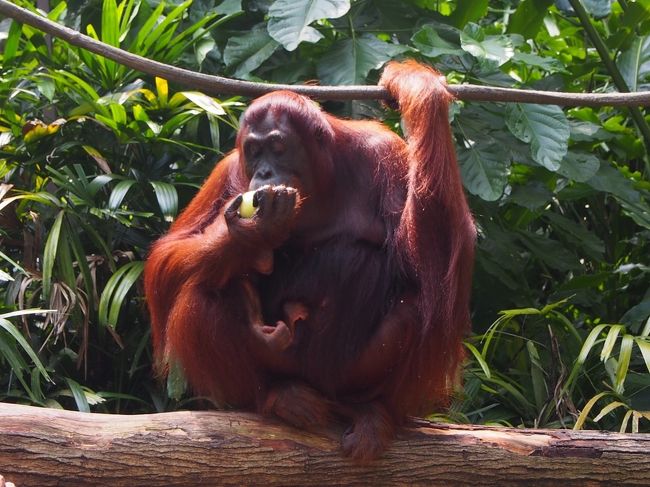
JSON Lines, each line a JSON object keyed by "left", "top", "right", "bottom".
{"left": 1, "top": 0, "right": 244, "bottom": 411}
{"left": 0, "top": 0, "right": 648, "bottom": 431}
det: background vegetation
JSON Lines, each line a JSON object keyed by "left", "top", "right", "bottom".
{"left": 0, "top": 0, "right": 648, "bottom": 432}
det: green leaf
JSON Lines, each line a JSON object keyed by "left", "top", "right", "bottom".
{"left": 510, "top": 181, "right": 553, "bottom": 209}
{"left": 517, "top": 231, "right": 579, "bottom": 271}
{"left": 507, "top": 0, "right": 554, "bottom": 39}
{"left": 0, "top": 335, "right": 36, "bottom": 402}
{"left": 449, "top": 0, "right": 488, "bottom": 28}
{"left": 142, "top": 1, "right": 193, "bottom": 55}
{"left": 217, "top": 0, "right": 243, "bottom": 16}
{"left": 83, "top": 146, "right": 112, "bottom": 174}
{"left": 56, "top": 222, "right": 76, "bottom": 291}
{"left": 621, "top": 2, "right": 650, "bottom": 33}
{"left": 65, "top": 378, "right": 90, "bottom": 413}
{"left": 101, "top": 0, "right": 120, "bottom": 81}
{"left": 642, "top": 316, "right": 650, "bottom": 338}
{"left": 109, "top": 102, "right": 127, "bottom": 125}
{"left": 99, "top": 261, "right": 144, "bottom": 328}
{"left": 593, "top": 401, "right": 625, "bottom": 422}
{"left": 505, "top": 104, "right": 569, "bottom": 171}
{"left": 101, "top": 0, "right": 120, "bottom": 47}
{"left": 131, "top": 1, "right": 166, "bottom": 54}
{"left": 557, "top": 151, "right": 600, "bottom": 182}
{"left": 178, "top": 92, "right": 226, "bottom": 116}
{"left": 587, "top": 165, "right": 650, "bottom": 229}
{"left": 0, "top": 249, "right": 26, "bottom": 276}
{"left": 0, "top": 316, "right": 51, "bottom": 382}
{"left": 575, "top": 324, "right": 609, "bottom": 370}
{"left": 511, "top": 52, "right": 566, "bottom": 73}
{"left": 543, "top": 213, "right": 605, "bottom": 260}
{"left": 621, "top": 300, "right": 650, "bottom": 328}
{"left": 635, "top": 338, "right": 650, "bottom": 374}
{"left": 150, "top": 181, "right": 178, "bottom": 222}
{"left": 48, "top": 70, "right": 101, "bottom": 102}
{"left": 317, "top": 34, "right": 408, "bottom": 85}
{"left": 4, "top": 20, "right": 22, "bottom": 63}
{"left": 159, "top": 110, "right": 200, "bottom": 138}
{"left": 224, "top": 24, "right": 280, "bottom": 78}
{"left": 620, "top": 409, "right": 633, "bottom": 433}
{"left": 65, "top": 217, "right": 95, "bottom": 313}
{"left": 600, "top": 325, "right": 624, "bottom": 362}
{"left": 574, "top": 391, "right": 609, "bottom": 430}
{"left": 0, "top": 192, "right": 61, "bottom": 213}
{"left": 527, "top": 340, "right": 547, "bottom": 411}
{"left": 411, "top": 25, "right": 463, "bottom": 58}
{"left": 42, "top": 211, "right": 65, "bottom": 300}
{"left": 267, "top": 0, "right": 351, "bottom": 51}
{"left": 465, "top": 342, "right": 491, "bottom": 378}
{"left": 617, "top": 36, "right": 650, "bottom": 92}
{"left": 583, "top": 0, "right": 612, "bottom": 18}
{"left": 457, "top": 141, "right": 509, "bottom": 201}
{"left": 614, "top": 334, "right": 634, "bottom": 394}
{"left": 482, "top": 375, "right": 534, "bottom": 413}
{"left": 460, "top": 23, "right": 514, "bottom": 66}
{"left": 108, "top": 180, "right": 137, "bottom": 210}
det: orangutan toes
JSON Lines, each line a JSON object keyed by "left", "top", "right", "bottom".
{"left": 263, "top": 382, "right": 330, "bottom": 429}
{"left": 341, "top": 403, "right": 395, "bottom": 463}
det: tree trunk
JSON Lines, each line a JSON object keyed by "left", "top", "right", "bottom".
{"left": 0, "top": 403, "right": 647, "bottom": 486}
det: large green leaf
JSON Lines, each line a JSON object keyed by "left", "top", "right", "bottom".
{"left": 457, "top": 141, "right": 509, "bottom": 201}
{"left": 317, "top": 34, "right": 408, "bottom": 85}
{"left": 224, "top": 24, "right": 280, "bottom": 78}
{"left": 216, "top": 0, "right": 243, "bottom": 16}
{"left": 267, "top": 0, "right": 350, "bottom": 51}
{"left": 516, "top": 231, "right": 580, "bottom": 271}
{"left": 108, "top": 180, "right": 137, "bottom": 210}
{"left": 449, "top": 0, "right": 488, "bottom": 28}
{"left": 557, "top": 151, "right": 600, "bottom": 182}
{"left": 98, "top": 261, "right": 145, "bottom": 328}
{"left": 505, "top": 103, "right": 569, "bottom": 171}
{"left": 584, "top": 0, "right": 612, "bottom": 18}
{"left": 3, "top": 20, "right": 22, "bottom": 63}
{"left": 178, "top": 92, "right": 226, "bottom": 116}
{"left": 617, "top": 36, "right": 650, "bottom": 91}
{"left": 586, "top": 164, "right": 650, "bottom": 229}
{"left": 65, "top": 378, "right": 90, "bottom": 413}
{"left": 510, "top": 181, "right": 553, "bottom": 210}
{"left": 620, "top": 1, "right": 650, "bottom": 35}
{"left": 507, "top": 0, "right": 554, "bottom": 39}
{"left": 615, "top": 334, "right": 634, "bottom": 394}
{"left": 0, "top": 314, "right": 52, "bottom": 382}
{"left": 544, "top": 212, "right": 605, "bottom": 260}
{"left": 150, "top": 181, "right": 179, "bottom": 222}
{"left": 101, "top": 0, "right": 120, "bottom": 82}
{"left": 511, "top": 52, "right": 567, "bottom": 73}
{"left": 411, "top": 25, "right": 463, "bottom": 59}
{"left": 526, "top": 340, "right": 547, "bottom": 411}
{"left": 42, "top": 210, "right": 65, "bottom": 300}
{"left": 460, "top": 23, "right": 515, "bottom": 66}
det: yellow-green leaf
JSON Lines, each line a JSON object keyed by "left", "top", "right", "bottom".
{"left": 156, "top": 77, "right": 169, "bottom": 106}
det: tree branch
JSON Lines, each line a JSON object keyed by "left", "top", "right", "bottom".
{"left": 1, "top": 0, "right": 650, "bottom": 106}
{"left": 0, "top": 403, "right": 649, "bottom": 486}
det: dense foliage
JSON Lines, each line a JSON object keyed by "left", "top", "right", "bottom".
{"left": 0, "top": 0, "right": 648, "bottom": 432}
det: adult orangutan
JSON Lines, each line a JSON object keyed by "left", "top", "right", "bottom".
{"left": 144, "top": 60, "right": 476, "bottom": 461}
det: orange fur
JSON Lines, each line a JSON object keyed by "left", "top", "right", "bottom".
{"left": 144, "top": 61, "right": 476, "bottom": 460}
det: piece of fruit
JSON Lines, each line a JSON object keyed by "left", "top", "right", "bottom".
{"left": 239, "top": 190, "right": 256, "bottom": 218}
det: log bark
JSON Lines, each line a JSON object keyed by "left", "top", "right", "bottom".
{"left": 0, "top": 403, "right": 648, "bottom": 486}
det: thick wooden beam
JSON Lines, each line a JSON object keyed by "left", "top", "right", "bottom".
{"left": 0, "top": 403, "right": 648, "bottom": 486}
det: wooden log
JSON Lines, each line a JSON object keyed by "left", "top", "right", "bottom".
{"left": 0, "top": 402, "right": 648, "bottom": 486}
